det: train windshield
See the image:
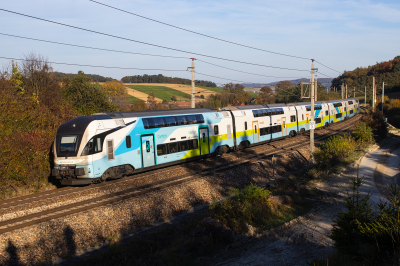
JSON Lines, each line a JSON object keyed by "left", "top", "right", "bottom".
{"left": 57, "top": 135, "right": 80, "bottom": 157}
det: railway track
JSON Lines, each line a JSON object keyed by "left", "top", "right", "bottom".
{"left": 0, "top": 114, "right": 361, "bottom": 235}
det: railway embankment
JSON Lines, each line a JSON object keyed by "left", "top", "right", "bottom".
{"left": 0, "top": 112, "right": 385, "bottom": 266}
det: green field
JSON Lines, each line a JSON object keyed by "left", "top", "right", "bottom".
{"left": 128, "top": 95, "right": 142, "bottom": 102}
{"left": 126, "top": 85, "right": 191, "bottom": 102}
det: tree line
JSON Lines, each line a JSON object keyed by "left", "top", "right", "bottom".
{"left": 121, "top": 74, "right": 217, "bottom": 87}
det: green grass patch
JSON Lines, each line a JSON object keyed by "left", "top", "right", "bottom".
{"left": 126, "top": 85, "right": 191, "bottom": 102}
{"left": 128, "top": 95, "right": 141, "bottom": 102}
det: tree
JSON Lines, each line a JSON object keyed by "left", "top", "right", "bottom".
{"left": 102, "top": 80, "right": 127, "bottom": 96}
{"left": 131, "top": 100, "right": 148, "bottom": 111}
{"left": 10, "top": 61, "right": 24, "bottom": 94}
{"left": 274, "top": 81, "right": 293, "bottom": 93}
{"left": 63, "top": 71, "right": 117, "bottom": 115}
{"left": 260, "top": 86, "right": 272, "bottom": 97}
{"left": 147, "top": 92, "right": 155, "bottom": 103}
{"left": 171, "top": 95, "right": 177, "bottom": 102}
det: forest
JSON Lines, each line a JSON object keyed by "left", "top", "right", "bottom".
{"left": 332, "top": 56, "right": 400, "bottom": 92}
{"left": 121, "top": 74, "right": 217, "bottom": 87}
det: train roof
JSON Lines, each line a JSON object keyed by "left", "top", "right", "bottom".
{"left": 94, "top": 108, "right": 217, "bottom": 119}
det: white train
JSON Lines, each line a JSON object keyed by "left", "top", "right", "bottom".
{"left": 52, "top": 98, "right": 360, "bottom": 185}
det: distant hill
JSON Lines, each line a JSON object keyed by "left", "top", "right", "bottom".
{"left": 242, "top": 78, "right": 333, "bottom": 89}
{"left": 53, "top": 72, "right": 115, "bottom": 82}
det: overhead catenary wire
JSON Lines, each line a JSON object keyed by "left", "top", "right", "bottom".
{"left": 0, "top": 56, "right": 186, "bottom": 71}
{"left": 89, "top": 0, "right": 343, "bottom": 75}
{"left": 197, "top": 59, "right": 304, "bottom": 79}
{"left": 88, "top": 0, "right": 310, "bottom": 61}
{"left": 0, "top": 9, "right": 310, "bottom": 73}
{"left": 0, "top": 32, "right": 307, "bottom": 79}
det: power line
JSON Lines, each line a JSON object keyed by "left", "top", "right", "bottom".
{"left": 315, "top": 60, "right": 341, "bottom": 74}
{"left": 197, "top": 59, "right": 304, "bottom": 79}
{"left": 0, "top": 32, "right": 188, "bottom": 60}
{"left": 89, "top": 0, "right": 310, "bottom": 61}
{"left": 0, "top": 9, "right": 309, "bottom": 73}
{"left": 0, "top": 56, "right": 186, "bottom": 71}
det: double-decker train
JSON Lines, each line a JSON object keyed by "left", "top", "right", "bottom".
{"left": 52, "top": 98, "right": 360, "bottom": 185}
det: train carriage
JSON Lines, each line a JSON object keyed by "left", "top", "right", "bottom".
{"left": 52, "top": 98, "right": 359, "bottom": 186}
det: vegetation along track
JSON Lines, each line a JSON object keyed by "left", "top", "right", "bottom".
{"left": 0, "top": 114, "right": 361, "bottom": 235}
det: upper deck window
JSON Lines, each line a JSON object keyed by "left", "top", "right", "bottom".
{"left": 57, "top": 135, "right": 81, "bottom": 157}
{"left": 143, "top": 114, "right": 205, "bottom": 129}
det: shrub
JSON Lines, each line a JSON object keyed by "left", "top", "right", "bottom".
{"left": 210, "top": 184, "right": 273, "bottom": 233}
{"left": 352, "top": 122, "right": 374, "bottom": 148}
{"left": 330, "top": 172, "right": 374, "bottom": 255}
{"left": 314, "top": 135, "right": 356, "bottom": 168}
{"left": 362, "top": 109, "right": 388, "bottom": 140}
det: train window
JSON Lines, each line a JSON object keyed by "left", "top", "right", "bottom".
{"left": 126, "top": 136, "right": 131, "bottom": 148}
{"left": 81, "top": 136, "right": 103, "bottom": 156}
{"left": 290, "top": 115, "right": 296, "bottom": 122}
{"left": 202, "top": 133, "right": 206, "bottom": 143}
{"left": 336, "top": 113, "right": 342, "bottom": 119}
{"left": 245, "top": 122, "right": 247, "bottom": 130}
{"left": 254, "top": 126, "right": 257, "bottom": 134}
{"left": 143, "top": 118, "right": 155, "bottom": 129}
{"left": 190, "top": 139, "right": 198, "bottom": 149}
{"left": 179, "top": 140, "right": 189, "bottom": 152}
{"left": 325, "top": 111, "right": 328, "bottom": 116}
{"left": 302, "top": 114, "right": 304, "bottom": 120}
{"left": 279, "top": 108, "right": 284, "bottom": 114}
{"left": 168, "top": 142, "right": 179, "bottom": 153}
{"left": 153, "top": 117, "right": 165, "bottom": 127}
{"left": 176, "top": 116, "right": 188, "bottom": 125}
{"left": 195, "top": 114, "right": 204, "bottom": 123}
{"left": 316, "top": 118, "right": 321, "bottom": 124}
{"left": 186, "top": 115, "right": 197, "bottom": 124}
{"left": 164, "top": 116, "right": 176, "bottom": 127}
{"left": 157, "top": 144, "right": 167, "bottom": 155}
{"left": 214, "top": 125, "right": 219, "bottom": 135}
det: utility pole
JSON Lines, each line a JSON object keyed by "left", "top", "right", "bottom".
{"left": 345, "top": 84, "right": 348, "bottom": 99}
{"left": 354, "top": 87, "right": 355, "bottom": 98}
{"left": 187, "top": 58, "right": 196, "bottom": 108}
{"left": 365, "top": 86, "right": 366, "bottom": 107}
{"left": 372, "top": 76, "right": 376, "bottom": 111}
{"left": 341, "top": 83, "right": 344, "bottom": 99}
{"left": 382, "top": 82, "right": 385, "bottom": 113}
{"left": 315, "top": 75, "right": 318, "bottom": 101}
{"left": 310, "top": 59, "right": 317, "bottom": 164}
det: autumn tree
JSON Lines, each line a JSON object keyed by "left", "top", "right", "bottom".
{"left": 131, "top": 100, "right": 148, "bottom": 111}
{"left": 274, "top": 81, "right": 293, "bottom": 93}
{"left": 147, "top": 92, "right": 155, "bottom": 103}
{"left": 102, "top": 80, "right": 130, "bottom": 111}
{"left": 63, "top": 71, "right": 117, "bottom": 115}
{"left": 260, "top": 86, "right": 272, "bottom": 97}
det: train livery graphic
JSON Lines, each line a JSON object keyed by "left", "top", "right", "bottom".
{"left": 52, "top": 98, "right": 360, "bottom": 185}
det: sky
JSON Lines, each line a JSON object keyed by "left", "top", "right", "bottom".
{"left": 1, "top": 0, "right": 399, "bottom": 86}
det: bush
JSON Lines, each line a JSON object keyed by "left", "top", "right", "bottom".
{"left": 362, "top": 109, "right": 388, "bottom": 140}
{"left": 352, "top": 122, "right": 374, "bottom": 148}
{"left": 314, "top": 135, "right": 356, "bottom": 168}
{"left": 210, "top": 184, "right": 273, "bottom": 233}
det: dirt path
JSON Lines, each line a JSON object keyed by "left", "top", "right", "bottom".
{"left": 203, "top": 136, "right": 400, "bottom": 266}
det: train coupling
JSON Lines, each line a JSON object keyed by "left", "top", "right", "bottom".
{"left": 52, "top": 165, "right": 85, "bottom": 179}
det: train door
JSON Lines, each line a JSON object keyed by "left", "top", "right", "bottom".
{"left": 252, "top": 121, "right": 259, "bottom": 143}
{"left": 141, "top": 135, "right": 155, "bottom": 168}
{"left": 306, "top": 114, "right": 309, "bottom": 131}
{"left": 199, "top": 127, "right": 209, "bottom": 155}
{"left": 282, "top": 117, "right": 287, "bottom": 136}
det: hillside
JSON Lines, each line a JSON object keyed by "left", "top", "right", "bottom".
{"left": 331, "top": 55, "right": 400, "bottom": 92}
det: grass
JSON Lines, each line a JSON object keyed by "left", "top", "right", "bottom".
{"left": 126, "top": 85, "right": 191, "bottom": 102}
{"left": 128, "top": 95, "right": 142, "bottom": 102}
{"left": 192, "top": 85, "right": 224, "bottom": 94}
